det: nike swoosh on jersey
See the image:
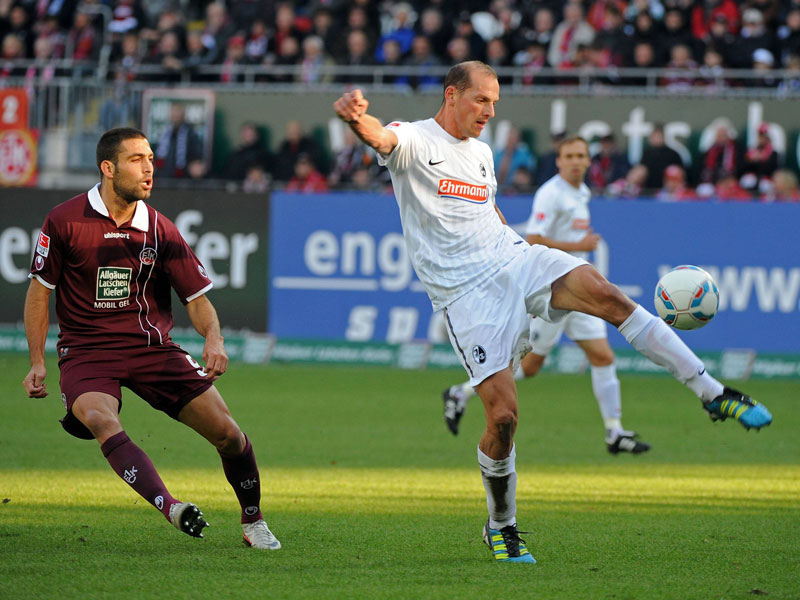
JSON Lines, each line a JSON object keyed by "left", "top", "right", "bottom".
{"left": 428, "top": 159, "right": 445, "bottom": 166}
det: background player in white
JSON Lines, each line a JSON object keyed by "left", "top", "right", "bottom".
{"left": 333, "top": 61, "right": 772, "bottom": 564}
{"left": 442, "top": 136, "right": 650, "bottom": 455}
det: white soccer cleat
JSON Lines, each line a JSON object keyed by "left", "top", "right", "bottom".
{"left": 242, "top": 519, "right": 281, "bottom": 550}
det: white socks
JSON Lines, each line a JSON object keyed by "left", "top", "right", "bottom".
{"left": 590, "top": 363, "right": 623, "bottom": 440}
{"left": 478, "top": 445, "right": 517, "bottom": 529}
{"left": 618, "top": 305, "right": 723, "bottom": 402}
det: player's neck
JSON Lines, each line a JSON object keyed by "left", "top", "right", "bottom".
{"left": 99, "top": 181, "right": 138, "bottom": 227}
{"left": 434, "top": 107, "right": 467, "bottom": 140}
{"left": 562, "top": 175, "right": 582, "bottom": 189}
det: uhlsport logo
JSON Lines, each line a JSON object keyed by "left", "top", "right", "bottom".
{"left": 438, "top": 179, "right": 489, "bottom": 204}
{"left": 472, "top": 345, "right": 487, "bottom": 364}
{"left": 155, "top": 495, "right": 164, "bottom": 510}
{"left": 139, "top": 247, "right": 157, "bottom": 265}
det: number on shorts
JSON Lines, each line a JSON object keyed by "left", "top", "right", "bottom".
{"left": 185, "top": 354, "right": 207, "bottom": 377}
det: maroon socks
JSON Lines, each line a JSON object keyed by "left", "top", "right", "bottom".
{"left": 219, "top": 434, "right": 263, "bottom": 524}
{"left": 101, "top": 431, "right": 178, "bottom": 520}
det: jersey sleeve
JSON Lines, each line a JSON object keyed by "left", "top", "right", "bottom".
{"left": 159, "top": 220, "right": 213, "bottom": 303}
{"left": 377, "top": 121, "right": 418, "bottom": 172}
{"left": 28, "top": 214, "right": 63, "bottom": 289}
{"left": 525, "top": 185, "right": 559, "bottom": 237}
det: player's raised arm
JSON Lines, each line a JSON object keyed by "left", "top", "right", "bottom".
{"left": 22, "top": 278, "right": 52, "bottom": 398}
{"left": 333, "top": 89, "right": 398, "bottom": 156}
{"left": 186, "top": 294, "right": 228, "bottom": 379}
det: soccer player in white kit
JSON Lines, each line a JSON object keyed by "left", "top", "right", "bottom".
{"left": 333, "top": 61, "right": 772, "bottom": 564}
{"left": 443, "top": 136, "right": 651, "bottom": 455}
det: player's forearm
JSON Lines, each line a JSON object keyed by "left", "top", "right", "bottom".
{"left": 349, "top": 114, "right": 396, "bottom": 156}
{"left": 186, "top": 295, "right": 224, "bottom": 343}
{"left": 526, "top": 234, "right": 580, "bottom": 252}
{"left": 23, "top": 281, "right": 50, "bottom": 366}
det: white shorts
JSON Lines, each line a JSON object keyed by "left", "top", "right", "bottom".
{"left": 528, "top": 311, "right": 608, "bottom": 355}
{"left": 443, "top": 244, "right": 587, "bottom": 387}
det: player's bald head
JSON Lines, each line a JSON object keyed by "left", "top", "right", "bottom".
{"left": 97, "top": 127, "right": 148, "bottom": 174}
{"left": 441, "top": 61, "right": 497, "bottom": 104}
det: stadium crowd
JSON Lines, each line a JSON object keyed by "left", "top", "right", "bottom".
{"left": 2, "top": 0, "right": 799, "bottom": 200}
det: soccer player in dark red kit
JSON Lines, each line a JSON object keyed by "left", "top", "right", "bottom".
{"left": 21, "top": 127, "right": 280, "bottom": 550}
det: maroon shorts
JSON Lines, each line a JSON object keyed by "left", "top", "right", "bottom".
{"left": 58, "top": 342, "right": 214, "bottom": 439}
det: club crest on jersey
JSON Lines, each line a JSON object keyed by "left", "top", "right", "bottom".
{"left": 472, "top": 345, "right": 487, "bottom": 364}
{"left": 36, "top": 231, "right": 50, "bottom": 257}
{"left": 480, "top": 162, "right": 486, "bottom": 177}
{"left": 438, "top": 179, "right": 488, "bottom": 204}
{"left": 139, "top": 247, "right": 157, "bottom": 265}
{"left": 34, "top": 254, "right": 45, "bottom": 271}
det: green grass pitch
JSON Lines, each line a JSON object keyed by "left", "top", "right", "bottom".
{"left": 1, "top": 353, "right": 798, "bottom": 599}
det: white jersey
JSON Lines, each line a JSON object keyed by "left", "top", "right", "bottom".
{"left": 378, "top": 118, "right": 526, "bottom": 310}
{"left": 525, "top": 174, "right": 592, "bottom": 260}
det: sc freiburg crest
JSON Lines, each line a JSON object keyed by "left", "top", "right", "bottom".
{"left": 472, "top": 345, "right": 487, "bottom": 364}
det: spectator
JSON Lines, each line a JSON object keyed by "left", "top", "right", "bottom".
{"left": 108, "top": 0, "right": 145, "bottom": 36}
{"left": 271, "top": 35, "right": 300, "bottom": 82}
{"left": 658, "top": 8, "right": 701, "bottom": 65}
{"left": 446, "top": 36, "right": 473, "bottom": 64}
{"left": 504, "top": 165, "right": 535, "bottom": 195}
{"left": 606, "top": 164, "right": 649, "bottom": 198}
{"left": 4, "top": 4, "right": 33, "bottom": 56}
{"left": 337, "top": 29, "right": 374, "bottom": 84}
{"left": 402, "top": 34, "right": 442, "bottom": 89}
{"left": 184, "top": 31, "right": 214, "bottom": 81}
{"left": 244, "top": 19, "right": 271, "bottom": 65}
{"left": 696, "top": 47, "right": 728, "bottom": 89}
{"left": 286, "top": 153, "right": 329, "bottom": 193}
{"left": 750, "top": 47, "right": 778, "bottom": 87}
{"left": 522, "top": 7, "right": 556, "bottom": 50}
{"left": 230, "top": 0, "right": 274, "bottom": 32}
{"left": 625, "top": 0, "right": 665, "bottom": 22}
{"left": 310, "top": 7, "right": 338, "bottom": 57}
{"left": 66, "top": 7, "right": 96, "bottom": 61}
{"left": 333, "top": 7, "right": 375, "bottom": 62}
{"left": 690, "top": 0, "right": 740, "bottom": 42}
{"left": 154, "top": 104, "right": 204, "bottom": 178}
{"left": 729, "top": 8, "right": 775, "bottom": 68}
{"left": 141, "top": 8, "right": 186, "bottom": 57}
{"left": 624, "top": 41, "right": 657, "bottom": 85}
{"left": 274, "top": 3, "right": 309, "bottom": 54}
{"left": 375, "top": 2, "right": 416, "bottom": 62}
{"left": 740, "top": 122, "right": 779, "bottom": 192}
{"left": 242, "top": 165, "right": 270, "bottom": 193}
{"left": 714, "top": 173, "right": 752, "bottom": 201}
{"left": 143, "top": 30, "right": 184, "bottom": 82}
{"left": 495, "top": 126, "right": 536, "bottom": 192}
{"left": 220, "top": 35, "right": 250, "bottom": 84}
{"left": 33, "top": 15, "right": 65, "bottom": 59}
{"left": 548, "top": 1, "right": 595, "bottom": 68}
{"left": 512, "top": 40, "right": 549, "bottom": 84}
{"left": 661, "top": 43, "right": 698, "bottom": 90}
{"left": 453, "top": 11, "right": 486, "bottom": 61}
{"left": 657, "top": 164, "right": 697, "bottom": 201}
{"left": 273, "top": 120, "right": 323, "bottom": 182}
{"left": 534, "top": 130, "right": 566, "bottom": 186}
{"left": 706, "top": 13, "right": 737, "bottom": 66}
{"left": 327, "top": 128, "right": 379, "bottom": 188}
{"left": 200, "top": 1, "right": 235, "bottom": 64}
{"left": 778, "top": 53, "right": 800, "bottom": 94}
{"left": 627, "top": 11, "right": 661, "bottom": 65}
{"left": 593, "top": 4, "right": 629, "bottom": 65}
{"left": 416, "top": 7, "right": 450, "bottom": 60}
{"left": 700, "top": 126, "right": 739, "bottom": 184}
{"left": 641, "top": 125, "right": 684, "bottom": 190}
{"left": 588, "top": 133, "right": 630, "bottom": 191}
{"left": 224, "top": 122, "right": 272, "bottom": 182}
{"left": 486, "top": 37, "right": 511, "bottom": 81}
{"left": 297, "top": 35, "right": 334, "bottom": 85}
{"left": 763, "top": 168, "right": 800, "bottom": 202}
{"left": 99, "top": 72, "right": 139, "bottom": 129}
{"left": 778, "top": 8, "right": 800, "bottom": 64}
{"left": 1, "top": 34, "right": 27, "bottom": 80}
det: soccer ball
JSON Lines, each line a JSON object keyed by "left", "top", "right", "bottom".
{"left": 654, "top": 265, "right": 719, "bottom": 330}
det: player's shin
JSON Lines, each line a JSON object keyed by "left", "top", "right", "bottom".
{"left": 100, "top": 431, "right": 178, "bottom": 519}
{"left": 478, "top": 445, "right": 517, "bottom": 529}
{"left": 218, "top": 433, "right": 263, "bottom": 524}
{"left": 618, "top": 305, "right": 723, "bottom": 401}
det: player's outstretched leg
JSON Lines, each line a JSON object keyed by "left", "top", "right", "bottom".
{"left": 618, "top": 305, "right": 773, "bottom": 431}
{"left": 169, "top": 502, "right": 210, "bottom": 538}
{"left": 442, "top": 384, "right": 470, "bottom": 435}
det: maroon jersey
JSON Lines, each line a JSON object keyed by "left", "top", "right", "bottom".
{"left": 29, "top": 184, "right": 213, "bottom": 350}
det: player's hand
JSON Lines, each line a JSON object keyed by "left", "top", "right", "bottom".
{"left": 202, "top": 337, "right": 228, "bottom": 379}
{"left": 23, "top": 365, "right": 48, "bottom": 398}
{"left": 577, "top": 230, "right": 601, "bottom": 251}
{"left": 334, "top": 89, "right": 369, "bottom": 124}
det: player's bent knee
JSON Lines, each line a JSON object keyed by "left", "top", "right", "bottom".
{"left": 214, "top": 424, "right": 245, "bottom": 455}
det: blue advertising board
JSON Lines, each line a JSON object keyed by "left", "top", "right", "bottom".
{"left": 269, "top": 192, "right": 799, "bottom": 353}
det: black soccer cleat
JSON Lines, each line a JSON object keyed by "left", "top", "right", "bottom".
{"left": 607, "top": 432, "right": 651, "bottom": 455}
{"left": 169, "top": 502, "right": 209, "bottom": 538}
{"left": 442, "top": 386, "right": 466, "bottom": 436}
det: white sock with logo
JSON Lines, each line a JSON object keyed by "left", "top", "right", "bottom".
{"left": 590, "top": 363, "right": 623, "bottom": 440}
{"left": 478, "top": 445, "right": 517, "bottom": 529}
{"left": 618, "top": 305, "right": 724, "bottom": 402}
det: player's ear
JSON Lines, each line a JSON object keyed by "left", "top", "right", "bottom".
{"left": 100, "top": 159, "right": 115, "bottom": 179}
